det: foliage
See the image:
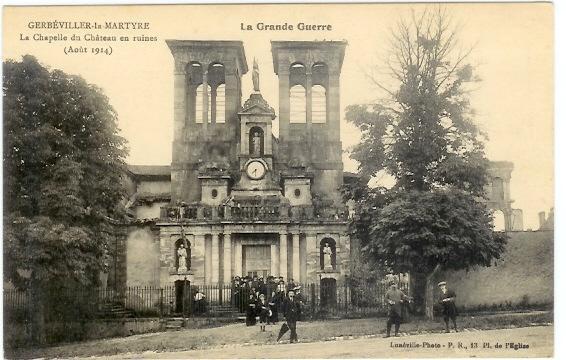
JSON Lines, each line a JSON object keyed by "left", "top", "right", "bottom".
{"left": 364, "top": 189, "right": 507, "bottom": 275}
{"left": 346, "top": 7, "right": 489, "bottom": 195}
{"left": 3, "top": 55, "right": 128, "bottom": 293}
{"left": 343, "top": 8, "right": 508, "bottom": 316}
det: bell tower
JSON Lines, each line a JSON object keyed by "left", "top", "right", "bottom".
{"left": 271, "top": 41, "right": 347, "bottom": 203}
{"left": 166, "top": 40, "right": 248, "bottom": 203}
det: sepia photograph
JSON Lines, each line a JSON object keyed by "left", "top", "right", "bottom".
{"left": 2, "top": 2, "right": 556, "bottom": 358}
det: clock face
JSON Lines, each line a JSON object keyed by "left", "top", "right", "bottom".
{"left": 246, "top": 160, "right": 266, "bottom": 180}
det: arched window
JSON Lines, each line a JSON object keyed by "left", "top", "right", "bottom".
{"left": 493, "top": 210, "right": 506, "bottom": 232}
{"left": 208, "top": 63, "right": 226, "bottom": 124}
{"left": 215, "top": 84, "right": 225, "bottom": 123}
{"left": 195, "top": 84, "right": 212, "bottom": 124}
{"left": 290, "top": 85, "right": 306, "bottom": 123}
{"left": 187, "top": 62, "right": 203, "bottom": 124}
{"left": 312, "top": 85, "right": 327, "bottom": 123}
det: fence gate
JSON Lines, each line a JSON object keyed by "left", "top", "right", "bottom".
{"left": 174, "top": 280, "right": 191, "bottom": 314}
{"left": 320, "top": 278, "right": 337, "bottom": 307}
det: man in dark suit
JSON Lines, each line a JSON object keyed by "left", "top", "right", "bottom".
{"left": 438, "top": 281, "right": 458, "bottom": 333}
{"left": 384, "top": 281, "right": 410, "bottom": 337}
{"left": 278, "top": 289, "right": 302, "bottom": 343}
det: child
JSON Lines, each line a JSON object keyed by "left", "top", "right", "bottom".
{"left": 246, "top": 293, "right": 257, "bottom": 326}
{"left": 258, "top": 293, "right": 270, "bottom": 332}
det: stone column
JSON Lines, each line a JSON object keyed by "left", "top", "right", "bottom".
{"left": 278, "top": 67, "right": 290, "bottom": 143}
{"left": 271, "top": 242, "right": 279, "bottom": 277}
{"left": 327, "top": 73, "right": 340, "bottom": 142}
{"left": 173, "top": 68, "right": 187, "bottom": 141}
{"left": 223, "top": 233, "right": 232, "bottom": 283}
{"left": 204, "top": 235, "right": 212, "bottom": 284}
{"left": 202, "top": 69, "right": 209, "bottom": 134}
{"left": 171, "top": 66, "right": 188, "bottom": 204}
{"left": 224, "top": 61, "right": 239, "bottom": 142}
{"left": 210, "top": 86, "right": 217, "bottom": 125}
{"left": 503, "top": 176, "right": 512, "bottom": 203}
{"left": 279, "top": 232, "right": 288, "bottom": 281}
{"left": 193, "top": 233, "right": 206, "bottom": 285}
{"left": 235, "top": 239, "right": 242, "bottom": 277}
{"left": 340, "top": 233, "right": 351, "bottom": 276}
{"left": 306, "top": 71, "right": 313, "bottom": 124}
{"left": 305, "top": 70, "right": 313, "bottom": 145}
{"left": 211, "top": 232, "right": 219, "bottom": 283}
{"left": 292, "top": 232, "right": 300, "bottom": 283}
{"left": 305, "top": 233, "right": 318, "bottom": 283}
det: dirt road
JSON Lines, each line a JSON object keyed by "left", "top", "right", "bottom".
{"left": 107, "top": 326, "right": 552, "bottom": 358}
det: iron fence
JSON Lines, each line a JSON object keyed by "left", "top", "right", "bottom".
{"left": 4, "top": 280, "right": 409, "bottom": 322}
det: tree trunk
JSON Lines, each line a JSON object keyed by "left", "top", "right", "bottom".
{"left": 425, "top": 264, "right": 441, "bottom": 320}
{"left": 30, "top": 278, "right": 46, "bottom": 345}
{"left": 410, "top": 272, "right": 427, "bottom": 315}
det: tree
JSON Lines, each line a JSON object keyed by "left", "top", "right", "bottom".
{"left": 3, "top": 55, "right": 128, "bottom": 343}
{"left": 344, "top": 8, "right": 507, "bottom": 317}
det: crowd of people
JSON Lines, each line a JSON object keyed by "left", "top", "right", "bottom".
{"left": 231, "top": 275, "right": 304, "bottom": 341}
{"left": 189, "top": 274, "right": 457, "bottom": 341}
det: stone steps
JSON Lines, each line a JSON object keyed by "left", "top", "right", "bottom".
{"left": 164, "top": 318, "right": 184, "bottom": 331}
{"left": 97, "top": 301, "right": 134, "bottom": 318}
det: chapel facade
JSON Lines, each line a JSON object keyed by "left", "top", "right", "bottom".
{"left": 123, "top": 40, "right": 352, "bottom": 290}
{"left": 118, "top": 40, "right": 523, "bottom": 294}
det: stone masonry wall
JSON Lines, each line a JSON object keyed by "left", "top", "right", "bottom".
{"left": 126, "top": 227, "right": 160, "bottom": 287}
{"left": 441, "top": 230, "right": 553, "bottom": 308}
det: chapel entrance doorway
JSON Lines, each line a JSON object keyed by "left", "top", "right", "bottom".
{"left": 320, "top": 278, "right": 337, "bottom": 307}
{"left": 174, "top": 279, "right": 191, "bottom": 314}
{"left": 243, "top": 245, "right": 271, "bottom": 278}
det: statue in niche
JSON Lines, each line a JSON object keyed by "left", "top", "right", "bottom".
{"left": 251, "top": 130, "right": 262, "bottom": 157}
{"left": 177, "top": 244, "right": 188, "bottom": 273}
{"left": 252, "top": 58, "right": 260, "bottom": 92}
{"left": 323, "top": 242, "right": 333, "bottom": 270}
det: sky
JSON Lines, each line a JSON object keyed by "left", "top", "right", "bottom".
{"left": 3, "top": 3, "right": 553, "bottom": 229}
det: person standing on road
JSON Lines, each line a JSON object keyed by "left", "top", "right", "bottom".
{"left": 438, "top": 281, "right": 458, "bottom": 333}
{"left": 257, "top": 293, "right": 270, "bottom": 332}
{"left": 246, "top": 292, "right": 258, "bottom": 326}
{"left": 384, "top": 281, "right": 410, "bottom": 338}
{"left": 277, "top": 289, "right": 302, "bottom": 343}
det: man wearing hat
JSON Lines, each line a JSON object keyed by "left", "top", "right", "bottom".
{"left": 384, "top": 281, "right": 410, "bottom": 337}
{"left": 438, "top": 281, "right": 458, "bottom": 333}
{"left": 277, "top": 289, "right": 302, "bottom": 343}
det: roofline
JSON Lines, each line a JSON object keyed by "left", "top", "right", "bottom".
{"left": 271, "top": 40, "right": 347, "bottom": 75}
{"left": 127, "top": 165, "right": 171, "bottom": 180}
{"left": 166, "top": 40, "right": 248, "bottom": 74}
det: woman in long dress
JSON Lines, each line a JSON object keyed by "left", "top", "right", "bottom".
{"left": 245, "top": 292, "right": 257, "bottom": 326}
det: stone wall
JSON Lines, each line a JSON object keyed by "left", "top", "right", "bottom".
{"left": 126, "top": 227, "right": 160, "bottom": 287}
{"left": 135, "top": 201, "right": 168, "bottom": 220}
{"left": 137, "top": 179, "right": 170, "bottom": 195}
{"left": 441, "top": 230, "right": 553, "bottom": 308}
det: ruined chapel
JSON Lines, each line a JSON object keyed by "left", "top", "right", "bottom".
{"left": 121, "top": 40, "right": 352, "bottom": 291}
{"left": 117, "top": 40, "right": 523, "bottom": 295}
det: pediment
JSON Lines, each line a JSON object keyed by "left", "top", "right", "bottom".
{"left": 240, "top": 93, "right": 276, "bottom": 119}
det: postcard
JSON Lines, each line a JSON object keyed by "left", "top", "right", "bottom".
{"left": 2, "top": 3, "right": 554, "bottom": 358}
